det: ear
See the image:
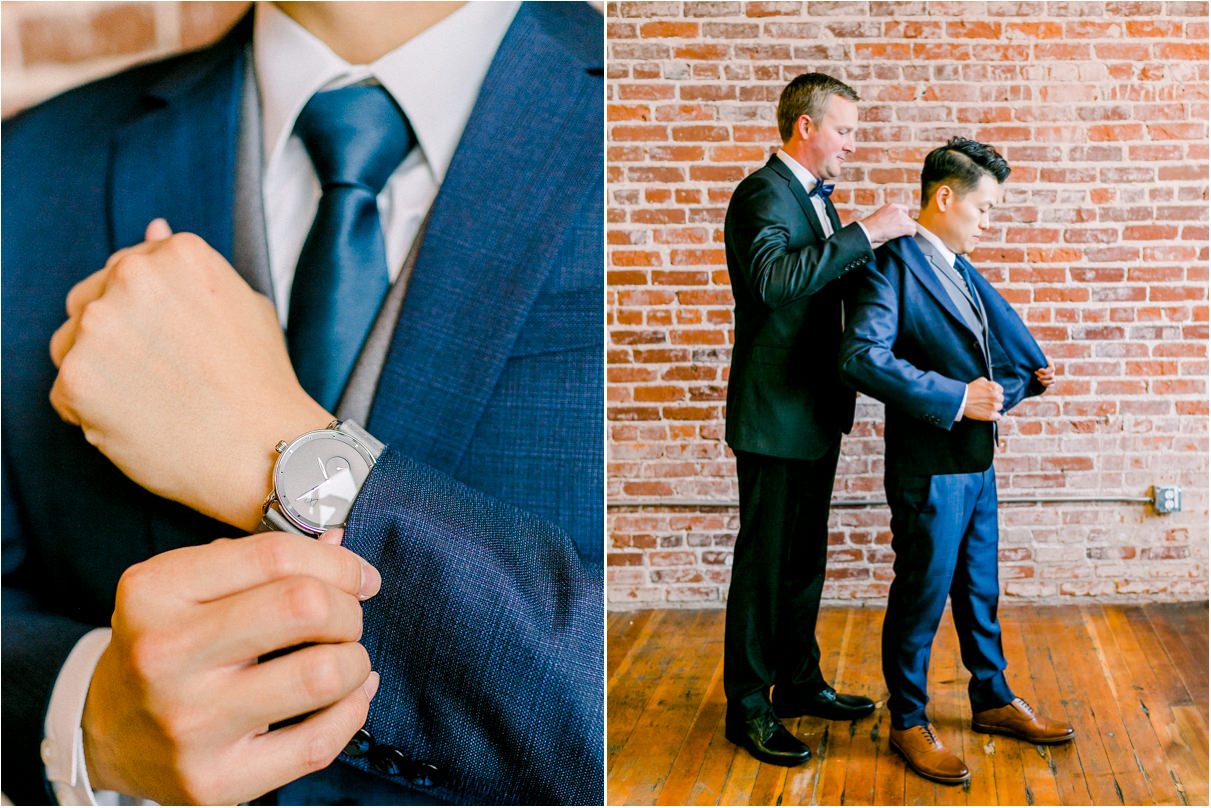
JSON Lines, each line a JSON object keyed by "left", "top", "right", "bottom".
{"left": 797, "top": 113, "right": 814, "bottom": 139}
{"left": 934, "top": 184, "right": 953, "bottom": 213}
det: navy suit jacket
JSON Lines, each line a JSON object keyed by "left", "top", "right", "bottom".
{"left": 724, "top": 156, "right": 872, "bottom": 460}
{"left": 839, "top": 235, "right": 1047, "bottom": 477}
{"left": 1, "top": 4, "right": 603, "bottom": 805}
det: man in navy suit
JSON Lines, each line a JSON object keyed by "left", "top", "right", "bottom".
{"left": 839, "top": 137, "right": 1073, "bottom": 786}
{"left": 2, "top": 3, "right": 602, "bottom": 805}
{"left": 721, "top": 72, "right": 917, "bottom": 767}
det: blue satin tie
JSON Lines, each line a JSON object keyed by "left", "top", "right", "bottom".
{"left": 807, "top": 181, "right": 834, "bottom": 200}
{"left": 288, "top": 85, "right": 415, "bottom": 411}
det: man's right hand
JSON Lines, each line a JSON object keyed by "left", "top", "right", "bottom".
{"left": 860, "top": 203, "right": 917, "bottom": 244}
{"left": 963, "top": 377, "right": 1004, "bottom": 421}
{"left": 81, "top": 531, "right": 382, "bottom": 805}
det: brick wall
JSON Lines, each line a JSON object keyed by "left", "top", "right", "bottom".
{"left": 1, "top": 2, "right": 248, "bottom": 116}
{"left": 607, "top": 1, "right": 1209, "bottom": 607}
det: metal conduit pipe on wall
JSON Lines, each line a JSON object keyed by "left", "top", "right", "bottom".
{"left": 609, "top": 494, "right": 1157, "bottom": 509}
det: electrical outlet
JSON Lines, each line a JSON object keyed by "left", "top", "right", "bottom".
{"left": 1153, "top": 486, "right": 1182, "bottom": 514}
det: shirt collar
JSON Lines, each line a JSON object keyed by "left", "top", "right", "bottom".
{"left": 775, "top": 149, "right": 822, "bottom": 197}
{"left": 254, "top": 1, "right": 520, "bottom": 184}
{"left": 916, "top": 222, "right": 958, "bottom": 270}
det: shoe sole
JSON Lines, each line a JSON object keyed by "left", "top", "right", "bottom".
{"left": 889, "top": 737, "right": 970, "bottom": 785}
{"left": 971, "top": 723, "right": 1075, "bottom": 745}
{"left": 773, "top": 703, "right": 877, "bottom": 721}
{"left": 724, "top": 729, "right": 811, "bottom": 767}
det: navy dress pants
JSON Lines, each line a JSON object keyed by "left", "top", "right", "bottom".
{"left": 724, "top": 444, "right": 840, "bottom": 719}
{"left": 882, "top": 466, "right": 1015, "bottom": 730}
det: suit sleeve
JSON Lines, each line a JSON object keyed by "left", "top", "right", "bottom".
{"left": 338, "top": 449, "right": 603, "bottom": 806}
{"left": 728, "top": 177, "right": 873, "bottom": 309}
{"left": 2, "top": 462, "right": 99, "bottom": 806}
{"left": 838, "top": 259, "right": 969, "bottom": 429}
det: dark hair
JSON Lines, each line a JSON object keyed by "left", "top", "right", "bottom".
{"left": 776, "top": 73, "right": 860, "bottom": 143}
{"left": 920, "top": 136, "right": 1010, "bottom": 207}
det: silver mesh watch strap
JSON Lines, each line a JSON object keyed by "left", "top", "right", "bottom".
{"left": 335, "top": 419, "right": 385, "bottom": 458}
{"left": 256, "top": 420, "right": 384, "bottom": 535}
{"left": 259, "top": 501, "right": 304, "bottom": 534}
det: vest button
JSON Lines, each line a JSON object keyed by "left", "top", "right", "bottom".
{"left": 368, "top": 745, "right": 408, "bottom": 776}
{"left": 343, "top": 727, "right": 373, "bottom": 758}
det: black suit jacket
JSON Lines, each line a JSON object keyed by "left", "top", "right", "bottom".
{"left": 724, "top": 155, "right": 873, "bottom": 460}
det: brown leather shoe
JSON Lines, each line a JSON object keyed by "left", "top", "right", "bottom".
{"left": 889, "top": 723, "right": 970, "bottom": 784}
{"left": 972, "top": 697, "right": 1075, "bottom": 744}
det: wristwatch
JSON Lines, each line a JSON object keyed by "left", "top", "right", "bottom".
{"left": 260, "top": 419, "right": 385, "bottom": 536}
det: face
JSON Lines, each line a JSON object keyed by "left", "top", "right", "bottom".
{"left": 799, "top": 95, "right": 858, "bottom": 180}
{"left": 933, "top": 173, "right": 1001, "bottom": 256}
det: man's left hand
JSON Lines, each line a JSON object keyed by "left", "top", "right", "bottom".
{"left": 50, "top": 221, "right": 333, "bottom": 531}
{"left": 1034, "top": 360, "right": 1055, "bottom": 389}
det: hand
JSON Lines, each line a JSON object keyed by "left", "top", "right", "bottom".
{"left": 859, "top": 203, "right": 917, "bottom": 244}
{"left": 82, "top": 530, "right": 381, "bottom": 805}
{"left": 963, "top": 377, "right": 1004, "bottom": 421}
{"left": 49, "top": 221, "right": 332, "bottom": 531}
{"left": 1035, "top": 359, "right": 1056, "bottom": 389}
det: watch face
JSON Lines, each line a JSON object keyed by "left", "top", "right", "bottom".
{"left": 274, "top": 430, "right": 375, "bottom": 534}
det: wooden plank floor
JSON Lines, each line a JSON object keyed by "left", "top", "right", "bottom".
{"left": 607, "top": 603, "right": 1209, "bottom": 806}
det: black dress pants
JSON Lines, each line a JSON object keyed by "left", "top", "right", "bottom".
{"left": 723, "top": 443, "right": 841, "bottom": 719}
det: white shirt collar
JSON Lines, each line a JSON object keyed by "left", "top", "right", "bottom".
{"left": 254, "top": 1, "right": 520, "bottom": 184}
{"left": 916, "top": 222, "right": 958, "bottom": 270}
{"left": 775, "top": 149, "right": 822, "bottom": 196}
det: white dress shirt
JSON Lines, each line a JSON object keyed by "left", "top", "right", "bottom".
{"left": 44, "top": 3, "right": 519, "bottom": 804}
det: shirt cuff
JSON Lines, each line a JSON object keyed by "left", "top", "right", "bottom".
{"left": 43, "top": 628, "right": 157, "bottom": 806}
{"left": 955, "top": 387, "right": 968, "bottom": 422}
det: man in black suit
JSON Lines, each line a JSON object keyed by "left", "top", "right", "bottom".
{"left": 722, "top": 72, "right": 917, "bottom": 766}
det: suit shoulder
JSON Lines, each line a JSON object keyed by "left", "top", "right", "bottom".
{"left": 727, "top": 162, "right": 787, "bottom": 210}
{"left": 3, "top": 45, "right": 233, "bottom": 158}
{"left": 527, "top": 2, "right": 602, "bottom": 67}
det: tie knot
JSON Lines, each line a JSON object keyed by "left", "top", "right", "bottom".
{"left": 294, "top": 85, "right": 415, "bottom": 195}
{"left": 808, "top": 181, "right": 834, "bottom": 200}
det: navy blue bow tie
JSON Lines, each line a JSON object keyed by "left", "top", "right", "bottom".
{"left": 807, "top": 181, "right": 835, "bottom": 200}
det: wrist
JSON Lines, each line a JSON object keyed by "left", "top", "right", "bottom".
{"left": 218, "top": 392, "right": 334, "bottom": 532}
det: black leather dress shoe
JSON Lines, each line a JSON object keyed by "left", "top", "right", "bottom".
{"left": 772, "top": 685, "right": 876, "bottom": 721}
{"left": 724, "top": 710, "right": 812, "bottom": 767}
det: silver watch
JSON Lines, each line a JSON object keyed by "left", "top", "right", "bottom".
{"left": 260, "top": 420, "right": 385, "bottom": 536}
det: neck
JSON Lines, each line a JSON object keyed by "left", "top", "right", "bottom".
{"left": 780, "top": 140, "right": 818, "bottom": 178}
{"left": 274, "top": 1, "right": 466, "bottom": 64}
{"left": 916, "top": 211, "right": 959, "bottom": 255}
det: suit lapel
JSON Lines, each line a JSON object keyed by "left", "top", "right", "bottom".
{"left": 767, "top": 156, "right": 826, "bottom": 242}
{"left": 898, "top": 236, "right": 983, "bottom": 341}
{"left": 108, "top": 17, "right": 249, "bottom": 260}
{"left": 367, "top": 4, "right": 602, "bottom": 474}
{"left": 824, "top": 198, "right": 842, "bottom": 233}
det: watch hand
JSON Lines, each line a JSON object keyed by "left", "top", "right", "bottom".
{"left": 317, "top": 456, "right": 329, "bottom": 480}
{"left": 294, "top": 468, "right": 358, "bottom": 506}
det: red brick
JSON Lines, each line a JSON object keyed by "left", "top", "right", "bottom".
{"left": 20, "top": 4, "right": 156, "bottom": 64}
{"left": 605, "top": 0, "right": 1207, "bottom": 608}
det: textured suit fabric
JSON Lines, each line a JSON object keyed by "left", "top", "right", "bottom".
{"left": 721, "top": 155, "right": 872, "bottom": 718}
{"left": 838, "top": 234, "right": 1046, "bottom": 730}
{"left": 0, "top": 4, "right": 603, "bottom": 805}
{"left": 838, "top": 236, "right": 1046, "bottom": 477}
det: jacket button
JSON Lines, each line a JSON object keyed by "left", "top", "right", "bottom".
{"left": 403, "top": 761, "right": 444, "bottom": 788}
{"left": 368, "top": 745, "right": 408, "bottom": 776}
{"left": 343, "top": 728, "right": 373, "bottom": 758}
